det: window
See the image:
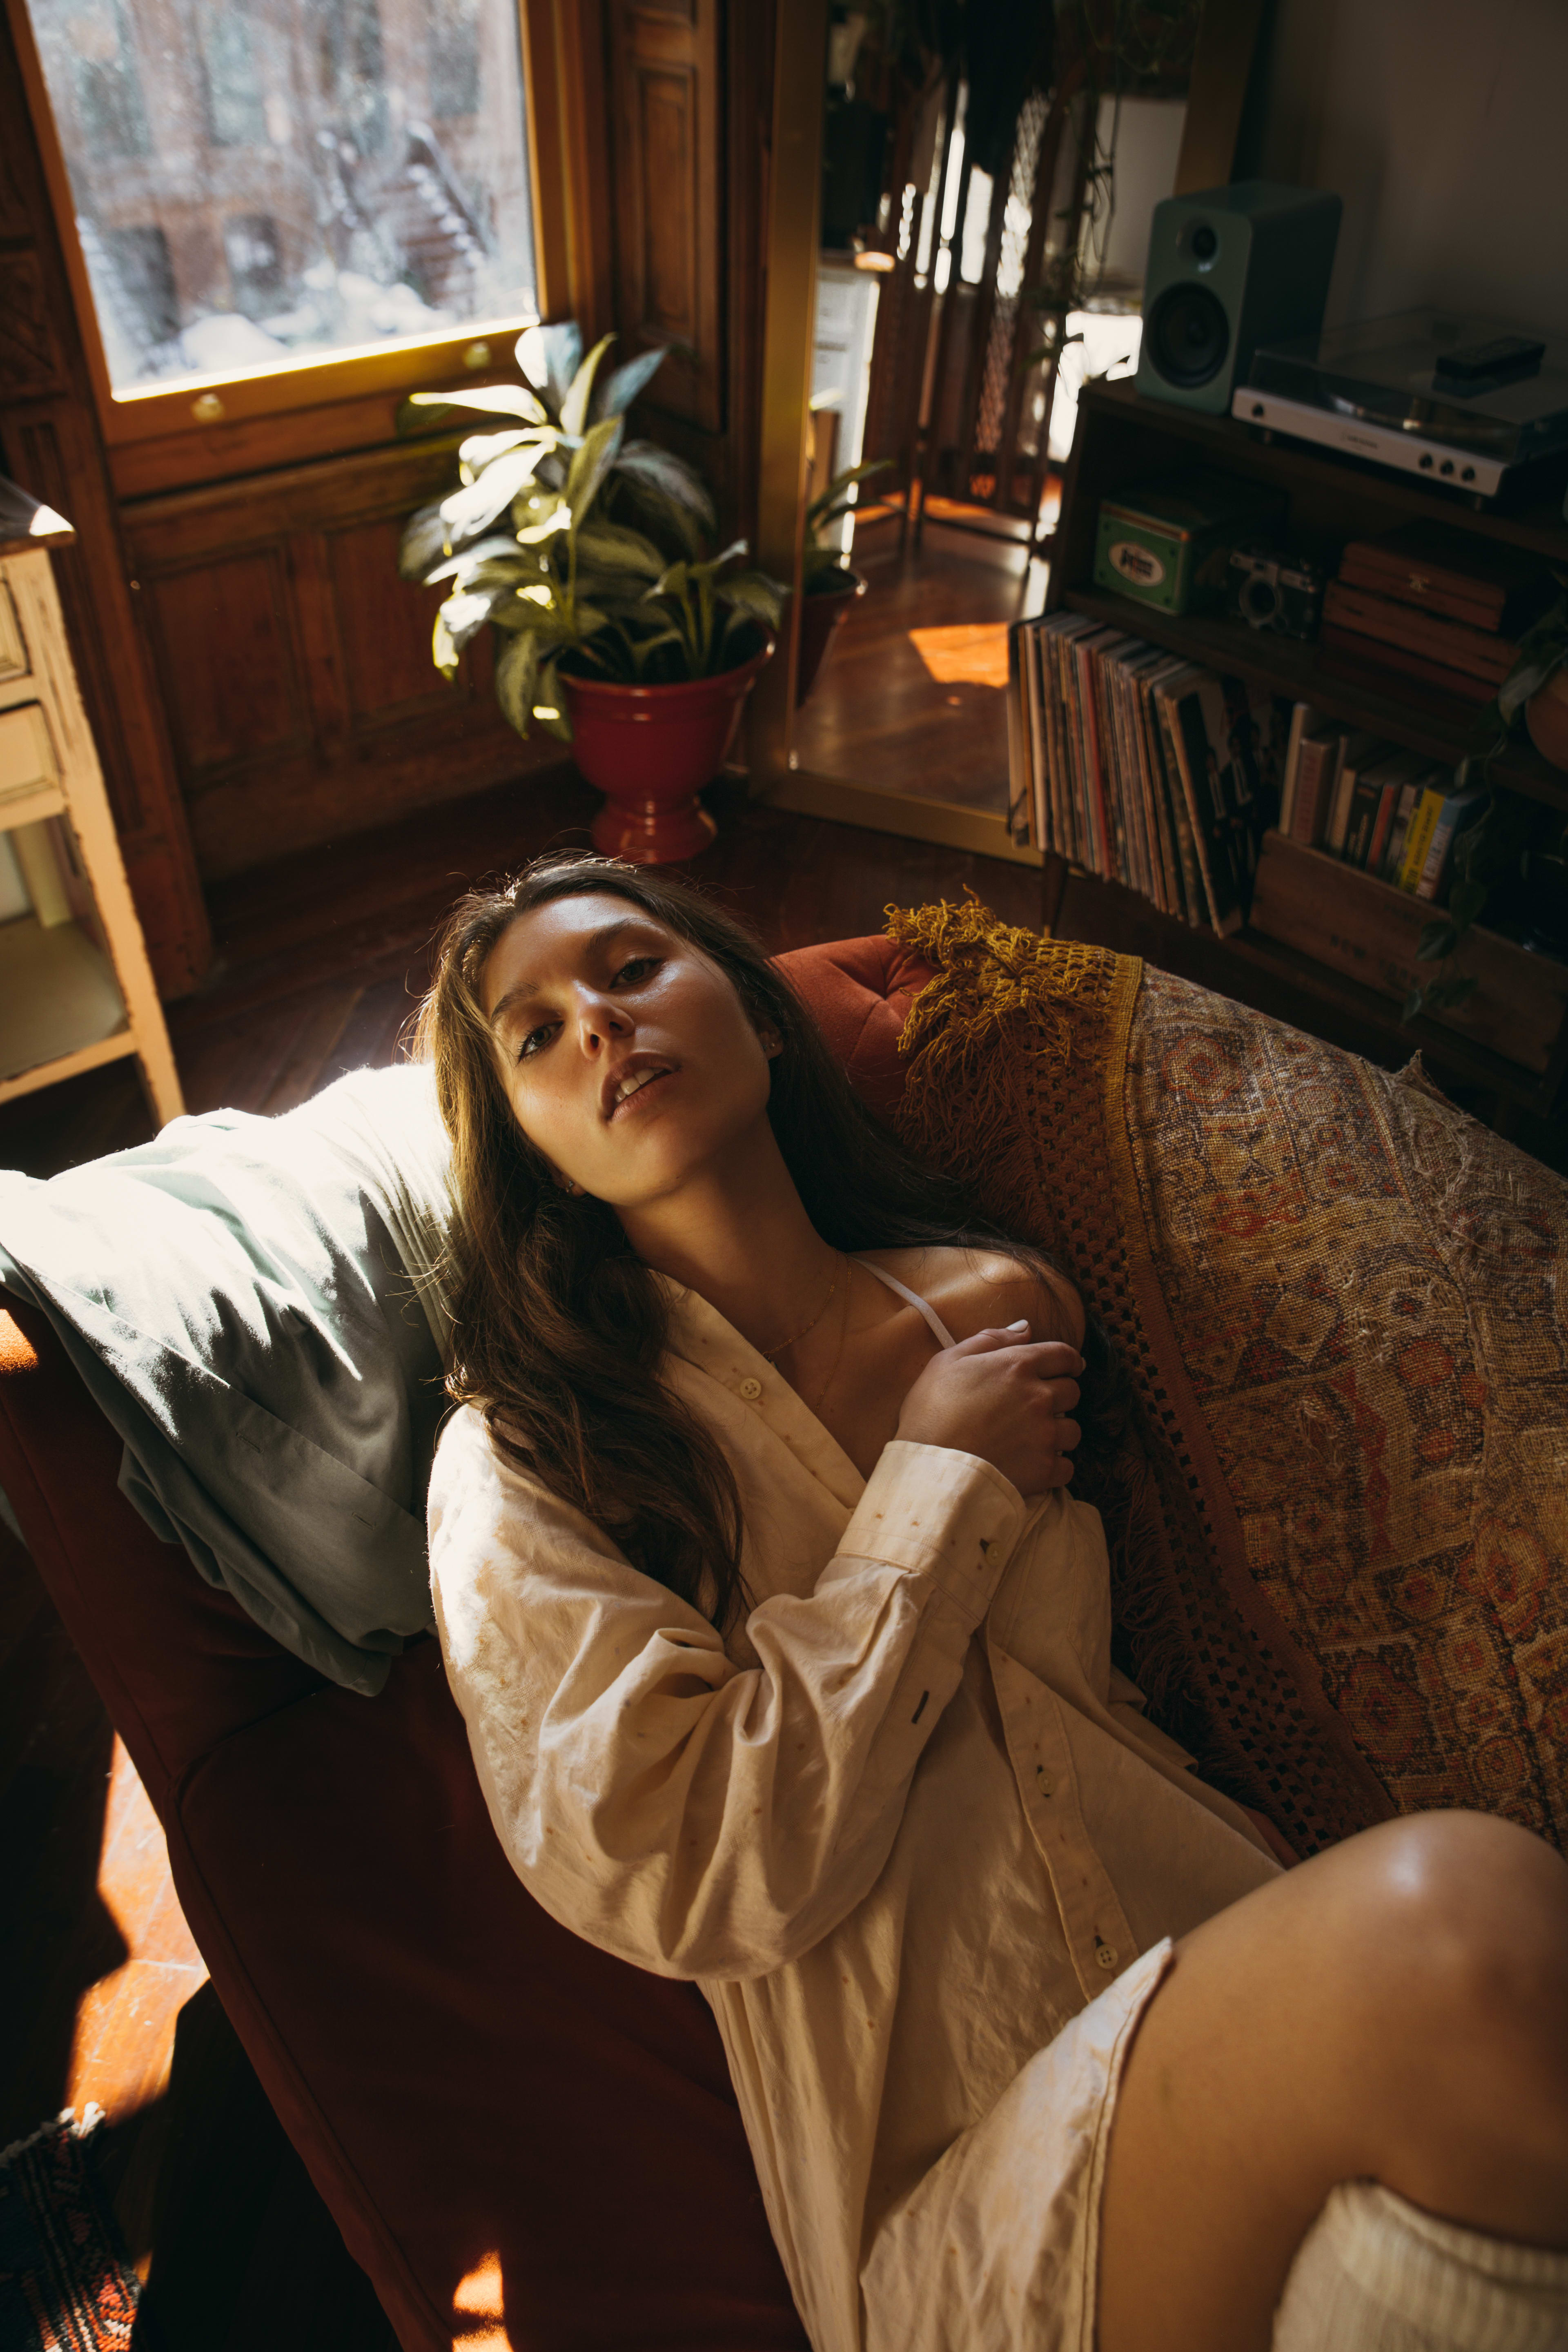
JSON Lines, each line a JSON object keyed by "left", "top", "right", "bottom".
{"left": 20, "top": 0, "right": 539, "bottom": 452}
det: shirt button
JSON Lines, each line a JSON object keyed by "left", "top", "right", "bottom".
{"left": 738, "top": 1376, "right": 762, "bottom": 1402}
{"left": 1095, "top": 1944, "right": 1119, "bottom": 1972}
{"left": 1035, "top": 1768, "right": 1055, "bottom": 1796}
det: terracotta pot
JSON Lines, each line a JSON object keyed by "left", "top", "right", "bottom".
{"left": 1525, "top": 666, "right": 1568, "bottom": 772}
{"left": 795, "top": 570, "right": 866, "bottom": 706}
{"left": 563, "top": 637, "right": 775, "bottom": 864}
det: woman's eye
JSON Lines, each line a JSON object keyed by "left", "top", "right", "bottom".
{"left": 613, "top": 956, "right": 658, "bottom": 987}
{"left": 516, "top": 1022, "right": 557, "bottom": 1061}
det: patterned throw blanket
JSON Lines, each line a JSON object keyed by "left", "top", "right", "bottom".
{"left": 886, "top": 900, "right": 1568, "bottom": 1858}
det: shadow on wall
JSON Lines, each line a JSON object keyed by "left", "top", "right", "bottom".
{"left": 1240, "top": 0, "right": 1568, "bottom": 341}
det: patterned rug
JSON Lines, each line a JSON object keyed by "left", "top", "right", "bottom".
{"left": 0, "top": 2108, "right": 140, "bottom": 2350}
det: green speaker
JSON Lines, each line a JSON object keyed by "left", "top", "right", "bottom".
{"left": 1136, "top": 181, "right": 1342, "bottom": 415}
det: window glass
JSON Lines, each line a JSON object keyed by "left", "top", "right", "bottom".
{"left": 26, "top": 0, "right": 537, "bottom": 393}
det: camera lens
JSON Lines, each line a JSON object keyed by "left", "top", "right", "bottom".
{"left": 1147, "top": 284, "right": 1231, "bottom": 388}
{"left": 1241, "top": 577, "right": 1279, "bottom": 626}
{"left": 1190, "top": 223, "right": 1218, "bottom": 261}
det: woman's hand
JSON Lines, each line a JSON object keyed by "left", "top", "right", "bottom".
{"left": 895, "top": 1323, "right": 1084, "bottom": 1498}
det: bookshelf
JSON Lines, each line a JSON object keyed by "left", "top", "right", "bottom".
{"left": 0, "top": 480, "right": 183, "bottom": 1123}
{"left": 1041, "top": 380, "right": 1568, "bottom": 1129}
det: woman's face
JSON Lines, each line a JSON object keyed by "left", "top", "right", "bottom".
{"left": 481, "top": 891, "right": 777, "bottom": 1209}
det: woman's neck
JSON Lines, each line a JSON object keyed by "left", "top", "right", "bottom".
{"left": 616, "top": 1119, "right": 838, "bottom": 1358}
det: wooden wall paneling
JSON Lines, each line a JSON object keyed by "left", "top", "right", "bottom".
{"left": 123, "top": 439, "right": 566, "bottom": 881}
{"left": 602, "top": 0, "right": 774, "bottom": 559}
{"left": 521, "top": 0, "right": 615, "bottom": 338}
{"left": 0, "top": 2, "right": 211, "bottom": 993}
{"left": 607, "top": 0, "right": 724, "bottom": 435}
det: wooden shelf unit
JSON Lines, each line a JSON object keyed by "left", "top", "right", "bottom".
{"left": 0, "top": 481, "right": 183, "bottom": 1123}
{"left": 1044, "top": 380, "right": 1568, "bottom": 1123}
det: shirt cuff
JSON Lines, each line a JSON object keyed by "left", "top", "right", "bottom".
{"left": 835, "top": 1439, "right": 1025, "bottom": 1623}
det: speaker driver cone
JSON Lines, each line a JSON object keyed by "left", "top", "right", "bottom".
{"left": 1147, "top": 282, "right": 1231, "bottom": 389}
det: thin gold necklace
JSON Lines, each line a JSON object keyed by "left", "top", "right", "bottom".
{"left": 801, "top": 1257, "right": 855, "bottom": 1418}
{"left": 760, "top": 1256, "right": 842, "bottom": 1362}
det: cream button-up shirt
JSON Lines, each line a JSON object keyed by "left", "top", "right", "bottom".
{"left": 429, "top": 1283, "right": 1278, "bottom": 2352}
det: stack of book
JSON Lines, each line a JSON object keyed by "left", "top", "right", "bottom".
{"left": 1276, "top": 704, "right": 1480, "bottom": 904}
{"left": 1007, "top": 612, "right": 1287, "bottom": 937}
{"left": 1320, "top": 521, "right": 1546, "bottom": 709}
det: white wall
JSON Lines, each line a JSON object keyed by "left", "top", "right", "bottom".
{"left": 1249, "top": 0, "right": 1568, "bottom": 339}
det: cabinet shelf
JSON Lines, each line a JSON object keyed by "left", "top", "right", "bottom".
{"left": 0, "top": 913, "right": 133, "bottom": 1100}
{"left": 1045, "top": 383, "right": 1568, "bottom": 1125}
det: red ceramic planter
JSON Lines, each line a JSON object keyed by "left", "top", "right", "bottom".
{"left": 563, "top": 637, "right": 775, "bottom": 864}
{"left": 795, "top": 570, "right": 866, "bottom": 706}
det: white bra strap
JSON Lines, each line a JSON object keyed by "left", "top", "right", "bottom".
{"left": 853, "top": 1257, "right": 956, "bottom": 1350}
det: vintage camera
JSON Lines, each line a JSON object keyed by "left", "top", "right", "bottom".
{"left": 1227, "top": 545, "right": 1325, "bottom": 638}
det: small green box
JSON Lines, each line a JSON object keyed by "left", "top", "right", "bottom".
{"left": 1093, "top": 470, "right": 1286, "bottom": 615}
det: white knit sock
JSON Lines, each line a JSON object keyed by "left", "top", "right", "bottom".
{"left": 1273, "top": 2181, "right": 1568, "bottom": 2352}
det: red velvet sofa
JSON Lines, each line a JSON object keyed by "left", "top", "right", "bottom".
{"left": 0, "top": 934, "right": 932, "bottom": 2352}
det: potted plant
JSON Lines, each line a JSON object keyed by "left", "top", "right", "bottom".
{"left": 399, "top": 324, "right": 784, "bottom": 862}
{"left": 1406, "top": 576, "right": 1568, "bottom": 1020}
{"left": 795, "top": 458, "right": 890, "bottom": 706}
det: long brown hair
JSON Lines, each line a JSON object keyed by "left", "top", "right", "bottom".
{"left": 416, "top": 853, "right": 1115, "bottom": 1627}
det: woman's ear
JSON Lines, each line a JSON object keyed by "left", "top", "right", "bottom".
{"left": 758, "top": 1026, "right": 783, "bottom": 1060}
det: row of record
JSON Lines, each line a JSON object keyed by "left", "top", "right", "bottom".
{"left": 1005, "top": 611, "right": 1292, "bottom": 937}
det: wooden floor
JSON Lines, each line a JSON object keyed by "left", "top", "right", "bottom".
{"left": 0, "top": 776, "right": 1045, "bottom": 2344}
{"left": 793, "top": 531, "right": 1026, "bottom": 816}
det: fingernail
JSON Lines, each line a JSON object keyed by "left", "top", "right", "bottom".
{"left": 1007, "top": 1319, "right": 1029, "bottom": 1331}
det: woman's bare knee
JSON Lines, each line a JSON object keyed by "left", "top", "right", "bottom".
{"left": 1096, "top": 1813, "right": 1568, "bottom": 2352}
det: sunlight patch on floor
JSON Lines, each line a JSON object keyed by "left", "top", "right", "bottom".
{"left": 906, "top": 624, "right": 1011, "bottom": 690}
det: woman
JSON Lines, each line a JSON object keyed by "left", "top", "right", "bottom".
{"left": 421, "top": 853, "right": 1568, "bottom": 2352}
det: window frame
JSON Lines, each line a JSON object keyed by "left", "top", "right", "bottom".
{"left": 5, "top": 0, "right": 589, "bottom": 487}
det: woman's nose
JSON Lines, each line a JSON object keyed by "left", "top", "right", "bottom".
{"left": 573, "top": 991, "right": 631, "bottom": 1050}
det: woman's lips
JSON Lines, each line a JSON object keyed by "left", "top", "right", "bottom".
{"left": 606, "top": 1066, "right": 676, "bottom": 1122}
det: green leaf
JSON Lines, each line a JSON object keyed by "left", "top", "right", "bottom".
{"left": 804, "top": 456, "right": 893, "bottom": 532}
{"left": 421, "top": 535, "right": 528, "bottom": 587}
{"left": 560, "top": 333, "right": 617, "bottom": 437}
{"left": 1447, "top": 878, "right": 1487, "bottom": 929}
{"left": 444, "top": 588, "right": 508, "bottom": 653}
{"left": 572, "top": 521, "right": 666, "bottom": 578}
{"left": 457, "top": 426, "right": 546, "bottom": 479}
{"left": 513, "top": 492, "right": 572, "bottom": 543}
{"left": 629, "top": 625, "right": 685, "bottom": 678}
{"left": 1416, "top": 921, "right": 1459, "bottom": 961}
{"left": 1499, "top": 657, "right": 1559, "bottom": 721}
{"left": 403, "top": 382, "right": 549, "bottom": 425}
{"left": 564, "top": 416, "right": 626, "bottom": 528}
{"left": 440, "top": 446, "right": 549, "bottom": 542}
{"left": 1443, "top": 973, "right": 1479, "bottom": 1006}
{"left": 432, "top": 608, "right": 460, "bottom": 681}
{"left": 530, "top": 652, "right": 573, "bottom": 741}
{"left": 616, "top": 441, "right": 715, "bottom": 528}
{"left": 594, "top": 345, "right": 667, "bottom": 419}
{"left": 717, "top": 571, "right": 785, "bottom": 627}
{"left": 495, "top": 630, "right": 541, "bottom": 735}
{"left": 517, "top": 322, "right": 582, "bottom": 410}
{"left": 654, "top": 558, "right": 691, "bottom": 600}
{"left": 1403, "top": 984, "right": 1426, "bottom": 1021}
{"left": 399, "top": 503, "right": 452, "bottom": 581}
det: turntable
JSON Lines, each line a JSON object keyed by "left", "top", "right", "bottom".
{"left": 1230, "top": 310, "right": 1568, "bottom": 501}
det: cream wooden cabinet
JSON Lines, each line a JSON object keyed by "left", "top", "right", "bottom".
{"left": 0, "top": 480, "right": 182, "bottom": 1125}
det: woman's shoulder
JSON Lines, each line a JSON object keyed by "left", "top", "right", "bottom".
{"left": 858, "top": 1243, "right": 1084, "bottom": 1349}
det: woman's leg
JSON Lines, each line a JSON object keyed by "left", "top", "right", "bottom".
{"left": 1096, "top": 1811, "right": 1568, "bottom": 2352}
